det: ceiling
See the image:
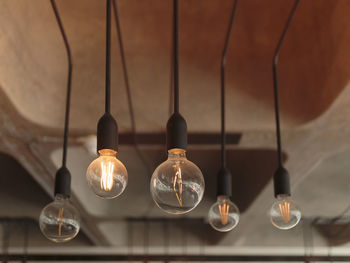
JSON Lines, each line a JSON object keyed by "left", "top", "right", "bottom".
{"left": 1, "top": 0, "right": 350, "bottom": 258}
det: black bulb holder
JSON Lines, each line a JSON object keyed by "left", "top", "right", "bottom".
{"left": 97, "top": 113, "right": 118, "bottom": 152}
{"left": 273, "top": 166, "right": 291, "bottom": 198}
{"left": 166, "top": 112, "right": 187, "bottom": 151}
{"left": 215, "top": 0, "right": 238, "bottom": 198}
{"left": 217, "top": 167, "right": 232, "bottom": 197}
{"left": 96, "top": 0, "right": 119, "bottom": 154}
{"left": 166, "top": 0, "right": 187, "bottom": 152}
{"left": 54, "top": 166, "right": 71, "bottom": 197}
{"left": 50, "top": 0, "right": 73, "bottom": 199}
{"left": 271, "top": 0, "right": 299, "bottom": 198}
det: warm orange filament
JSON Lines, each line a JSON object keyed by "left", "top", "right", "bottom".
{"left": 57, "top": 207, "right": 64, "bottom": 236}
{"left": 173, "top": 166, "right": 183, "bottom": 206}
{"left": 279, "top": 200, "right": 291, "bottom": 222}
{"left": 219, "top": 202, "right": 229, "bottom": 225}
{"left": 100, "top": 160, "right": 114, "bottom": 191}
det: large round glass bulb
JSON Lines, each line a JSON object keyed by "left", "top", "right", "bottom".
{"left": 39, "top": 194, "right": 80, "bottom": 243}
{"left": 150, "top": 149, "right": 205, "bottom": 214}
{"left": 270, "top": 194, "right": 301, "bottom": 230}
{"left": 86, "top": 149, "right": 128, "bottom": 199}
{"left": 208, "top": 195, "right": 240, "bottom": 232}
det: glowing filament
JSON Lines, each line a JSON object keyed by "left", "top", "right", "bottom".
{"left": 100, "top": 161, "right": 114, "bottom": 191}
{"left": 279, "top": 200, "right": 291, "bottom": 222}
{"left": 173, "top": 166, "right": 183, "bottom": 206}
{"left": 219, "top": 202, "right": 229, "bottom": 225}
{"left": 57, "top": 207, "right": 64, "bottom": 236}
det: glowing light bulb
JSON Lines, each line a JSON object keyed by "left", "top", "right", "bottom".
{"left": 270, "top": 194, "right": 301, "bottom": 230}
{"left": 86, "top": 149, "right": 128, "bottom": 199}
{"left": 39, "top": 195, "right": 80, "bottom": 243}
{"left": 208, "top": 195, "right": 239, "bottom": 232}
{"left": 150, "top": 149, "right": 205, "bottom": 214}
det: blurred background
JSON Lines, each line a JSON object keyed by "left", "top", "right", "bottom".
{"left": 1, "top": 0, "right": 350, "bottom": 261}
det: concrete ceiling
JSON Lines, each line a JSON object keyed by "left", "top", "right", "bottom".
{"left": 1, "top": 0, "right": 350, "bottom": 257}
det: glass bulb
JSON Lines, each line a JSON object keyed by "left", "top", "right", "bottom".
{"left": 86, "top": 149, "right": 128, "bottom": 199}
{"left": 150, "top": 149, "right": 205, "bottom": 214}
{"left": 270, "top": 194, "right": 301, "bottom": 230}
{"left": 39, "top": 194, "right": 80, "bottom": 243}
{"left": 208, "top": 195, "right": 240, "bottom": 232}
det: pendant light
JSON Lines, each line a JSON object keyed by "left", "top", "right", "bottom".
{"left": 269, "top": 0, "right": 301, "bottom": 230}
{"left": 86, "top": 0, "right": 128, "bottom": 199}
{"left": 39, "top": 0, "right": 80, "bottom": 243}
{"left": 208, "top": 0, "right": 240, "bottom": 232}
{"left": 150, "top": 0, "right": 205, "bottom": 215}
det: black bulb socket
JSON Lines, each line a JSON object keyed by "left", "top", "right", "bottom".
{"left": 97, "top": 112, "right": 118, "bottom": 153}
{"left": 54, "top": 166, "right": 71, "bottom": 197}
{"left": 166, "top": 112, "right": 187, "bottom": 151}
{"left": 216, "top": 167, "right": 232, "bottom": 197}
{"left": 273, "top": 166, "right": 291, "bottom": 197}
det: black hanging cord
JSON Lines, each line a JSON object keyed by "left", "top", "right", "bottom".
{"left": 220, "top": 0, "right": 238, "bottom": 169}
{"left": 169, "top": 43, "right": 174, "bottom": 117}
{"left": 105, "top": 0, "right": 111, "bottom": 113}
{"left": 165, "top": 0, "right": 187, "bottom": 151}
{"left": 173, "top": 0, "right": 179, "bottom": 113}
{"left": 50, "top": 0, "right": 72, "bottom": 167}
{"left": 111, "top": 0, "right": 152, "bottom": 175}
{"left": 111, "top": 0, "right": 132, "bottom": 130}
{"left": 111, "top": 0, "right": 156, "bottom": 216}
{"left": 273, "top": 0, "right": 300, "bottom": 167}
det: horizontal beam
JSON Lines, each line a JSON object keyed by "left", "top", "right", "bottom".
{"left": 2, "top": 254, "right": 349, "bottom": 262}
{"left": 119, "top": 132, "right": 241, "bottom": 145}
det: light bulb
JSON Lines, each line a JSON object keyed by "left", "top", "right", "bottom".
{"left": 208, "top": 195, "right": 239, "bottom": 232}
{"left": 150, "top": 149, "right": 205, "bottom": 214}
{"left": 39, "top": 194, "right": 80, "bottom": 243}
{"left": 86, "top": 149, "right": 127, "bottom": 199}
{"left": 270, "top": 194, "right": 301, "bottom": 230}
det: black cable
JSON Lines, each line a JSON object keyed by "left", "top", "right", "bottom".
{"left": 111, "top": 0, "right": 152, "bottom": 175}
{"left": 111, "top": 0, "right": 132, "bottom": 129}
{"left": 273, "top": 0, "right": 300, "bottom": 167}
{"left": 50, "top": 0, "right": 72, "bottom": 168}
{"left": 111, "top": 0, "right": 155, "bottom": 217}
{"left": 169, "top": 44, "right": 174, "bottom": 117}
{"left": 105, "top": 0, "right": 111, "bottom": 113}
{"left": 173, "top": 0, "right": 179, "bottom": 113}
{"left": 221, "top": 0, "right": 238, "bottom": 169}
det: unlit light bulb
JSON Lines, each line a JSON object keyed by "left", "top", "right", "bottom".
{"left": 150, "top": 149, "right": 205, "bottom": 214}
{"left": 39, "top": 194, "right": 80, "bottom": 243}
{"left": 86, "top": 149, "right": 128, "bottom": 199}
{"left": 270, "top": 194, "right": 301, "bottom": 230}
{"left": 208, "top": 195, "right": 240, "bottom": 232}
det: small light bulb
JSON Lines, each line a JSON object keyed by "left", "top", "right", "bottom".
{"left": 150, "top": 149, "right": 205, "bottom": 214}
{"left": 208, "top": 195, "right": 239, "bottom": 232}
{"left": 270, "top": 194, "right": 301, "bottom": 230}
{"left": 86, "top": 149, "right": 128, "bottom": 199}
{"left": 39, "top": 194, "right": 80, "bottom": 243}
